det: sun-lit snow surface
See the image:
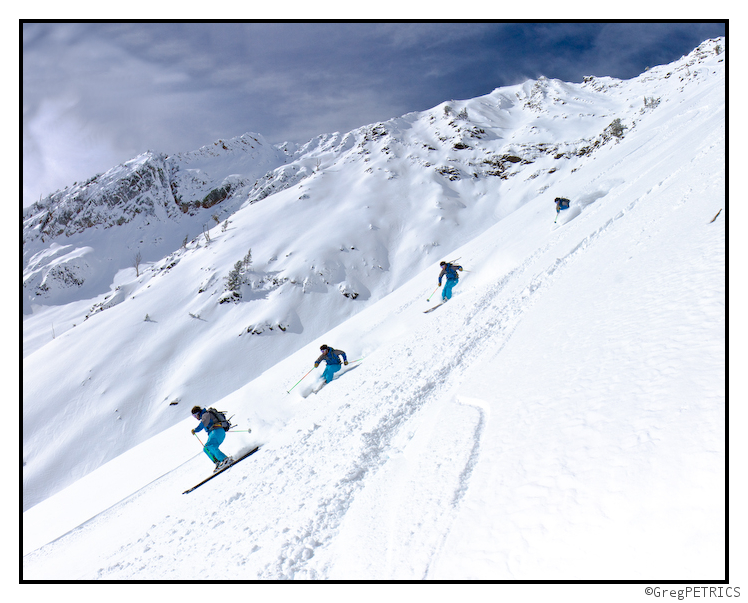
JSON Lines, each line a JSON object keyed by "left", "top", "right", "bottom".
{"left": 23, "top": 39, "right": 724, "bottom": 579}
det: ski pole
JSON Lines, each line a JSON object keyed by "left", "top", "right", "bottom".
{"left": 427, "top": 285, "right": 439, "bottom": 302}
{"left": 287, "top": 367, "right": 315, "bottom": 393}
{"left": 227, "top": 429, "right": 252, "bottom": 433}
{"left": 194, "top": 432, "right": 219, "bottom": 462}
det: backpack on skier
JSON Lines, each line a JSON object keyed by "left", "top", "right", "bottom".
{"left": 207, "top": 407, "right": 232, "bottom": 431}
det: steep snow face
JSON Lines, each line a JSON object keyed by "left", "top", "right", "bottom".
{"left": 22, "top": 37, "right": 725, "bottom": 523}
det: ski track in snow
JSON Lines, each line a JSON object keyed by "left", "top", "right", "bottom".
{"left": 266, "top": 183, "right": 658, "bottom": 579}
{"left": 89, "top": 218, "right": 585, "bottom": 579}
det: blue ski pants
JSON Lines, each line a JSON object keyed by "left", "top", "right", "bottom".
{"left": 204, "top": 428, "right": 227, "bottom": 463}
{"left": 323, "top": 363, "right": 342, "bottom": 383}
{"left": 442, "top": 278, "right": 458, "bottom": 301}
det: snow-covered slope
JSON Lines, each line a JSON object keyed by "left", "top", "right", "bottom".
{"left": 22, "top": 39, "right": 725, "bottom": 580}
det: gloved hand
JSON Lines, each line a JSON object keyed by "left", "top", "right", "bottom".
{"left": 438, "top": 282, "right": 442, "bottom": 287}
{"left": 459, "top": 267, "right": 463, "bottom": 271}
{"left": 191, "top": 429, "right": 195, "bottom": 435}
{"left": 344, "top": 361, "right": 348, "bottom": 366}
{"left": 314, "top": 363, "right": 319, "bottom": 368}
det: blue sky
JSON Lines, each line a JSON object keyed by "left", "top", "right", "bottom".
{"left": 22, "top": 22, "right": 725, "bottom": 207}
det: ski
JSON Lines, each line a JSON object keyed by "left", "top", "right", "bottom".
{"left": 424, "top": 302, "right": 445, "bottom": 313}
{"left": 182, "top": 446, "right": 260, "bottom": 494}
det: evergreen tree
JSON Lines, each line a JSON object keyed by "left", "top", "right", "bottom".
{"left": 226, "top": 261, "right": 244, "bottom": 295}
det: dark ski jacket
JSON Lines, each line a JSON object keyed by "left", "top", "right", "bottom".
{"left": 315, "top": 347, "right": 348, "bottom": 367}
{"left": 438, "top": 263, "right": 463, "bottom": 285}
{"left": 555, "top": 197, "right": 570, "bottom": 212}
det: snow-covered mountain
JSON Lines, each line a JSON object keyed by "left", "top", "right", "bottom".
{"left": 23, "top": 39, "right": 725, "bottom": 580}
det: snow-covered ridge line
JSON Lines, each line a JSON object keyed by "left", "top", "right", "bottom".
{"left": 24, "top": 37, "right": 723, "bottom": 299}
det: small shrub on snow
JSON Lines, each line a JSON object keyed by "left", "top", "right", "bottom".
{"left": 606, "top": 118, "right": 626, "bottom": 139}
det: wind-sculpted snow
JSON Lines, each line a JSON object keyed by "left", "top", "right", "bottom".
{"left": 23, "top": 39, "right": 725, "bottom": 580}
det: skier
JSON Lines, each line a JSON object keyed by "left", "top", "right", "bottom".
{"left": 314, "top": 344, "right": 349, "bottom": 383}
{"left": 438, "top": 261, "right": 463, "bottom": 302}
{"left": 191, "top": 406, "right": 233, "bottom": 472}
{"left": 554, "top": 197, "right": 571, "bottom": 215}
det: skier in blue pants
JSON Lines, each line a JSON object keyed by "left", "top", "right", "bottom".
{"left": 314, "top": 344, "right": 348, "bottom": 383}
{"left": 191, "top": 406, "right": 232, "bottom": 472}
{"left": 554, "top": 197, "right": 570, "bottom": 215}
{"left": 438, "top": 261, "right": 463, "bottom": 301}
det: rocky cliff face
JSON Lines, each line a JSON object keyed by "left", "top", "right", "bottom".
{"left": 22, "top": 133, "right": 297, "bottom": 308}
